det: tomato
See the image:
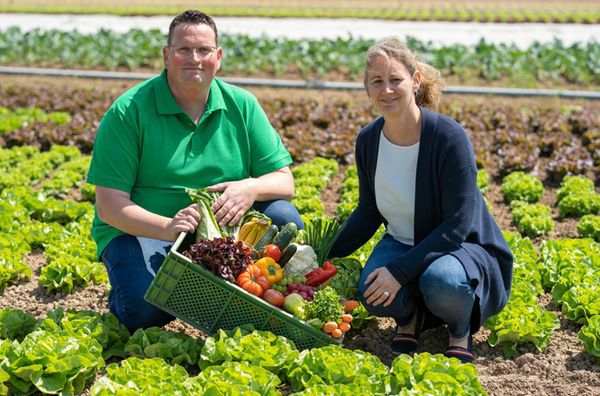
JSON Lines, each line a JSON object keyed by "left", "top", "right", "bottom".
{"left": 262, "top": 289, "right": 285, "bottom": 308}
{"left": 236, "top": 264, "right": 269, "bottom": 297}
{"left": 260, "top": 244, "right": 281, "bottom": 262}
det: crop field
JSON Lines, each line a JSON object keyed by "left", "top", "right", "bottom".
{"left": 1, "top": 0, "right": 599, "bottom": 23}
{"left": 0, "top": 73, "right": 599, "bottom": 394}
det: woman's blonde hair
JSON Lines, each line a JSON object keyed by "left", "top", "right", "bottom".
{"left": 364, "top": 38, "right": 443, "bottom": 111}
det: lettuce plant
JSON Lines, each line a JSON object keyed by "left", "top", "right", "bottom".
{"left": 191, "top": 361, "right": 281, "bottom": 395}
{"left": 287, "top": 345, "right": 390, "bottom": 393}
{"left": 90, "top": 357, "right": 195, "bottom": 396}
{"left": 556, "top": 175, "right": 595, "bottom": 202}
{"left": 510, "top": 201, "right": 554, "bottom": 237}
{"left": 477, "top": 168, "right": 490, "bottom": 193}
{"left": 501, "top": 171, "right": 543, "bottom": 203}
{"left": 390, "top": 352, "right": 486, "bottom": 395}
{"left": 0, "top": 309, "right": 37, "bottom": 341}
{"left": 39, "top": 308, "right": 130, "bottom": 359}
{"left": 484, "top": 299, "right": 560, "bottom": 357}
{"left": 38, "top": 254, "right": 107, "bottom": 293}
{"left": 578, "top": 314, "right": 600, "bottom": 361}
{"left": 125, "top": 326, "right": 204, "bottom": 368}
{"left": 1, "top": 329, "right": 104, "bottom": 395}
{"left": 0, "top": 249, "right": 31, "bottom": 291}
{"left": 578, "top": 214, "right": 600, "bottom": 242}
{"left": 199, "top": 328, "right": 298, "bottom": 377}
{"left": 558, "top": 192, "right": 600, "bottom": 218}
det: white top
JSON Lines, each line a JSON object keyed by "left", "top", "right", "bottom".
{"left": 374, "top": 131, "right": 419, "bottom": 246}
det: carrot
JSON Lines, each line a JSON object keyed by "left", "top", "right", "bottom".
{"left": 343, "top": 300, "right": 360, "bottom": 313}
{"left": 340, "top": 314, "right": 353, "bottom": 323}
{"left": 338, "top": 321, "right": 351, "bottom": 332}
{"left": 331, "top": 328, "right": 343, "bottom": 339}
{"left": 323, "top": 321, "right": 338, "bottom": 334}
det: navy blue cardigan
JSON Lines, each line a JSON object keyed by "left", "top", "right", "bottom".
{"left": 329, "top": 108, "right": 513, "bottom": 329}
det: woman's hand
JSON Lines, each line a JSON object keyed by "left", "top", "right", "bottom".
{"left": 364, "top": 267, "right": 401, "bottom": 307}
{"left": 165, "top": 204, "right": 200, "bottom": 241}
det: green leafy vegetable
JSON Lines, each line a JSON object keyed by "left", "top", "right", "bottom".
{"left": 125, "top": 326, "right": 203, "bottom": 368}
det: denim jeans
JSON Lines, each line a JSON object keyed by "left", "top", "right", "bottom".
{"left": 100, "top": 199, "right": 303, "bottom": 331}
{"left": 358, "top": 234, "right": 475, "bottom": 338}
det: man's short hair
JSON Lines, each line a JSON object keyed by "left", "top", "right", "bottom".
{"left": 167, "top": 10, "right": 218, "bottom": 46}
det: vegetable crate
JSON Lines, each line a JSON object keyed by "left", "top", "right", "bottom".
{"left": 145, "top": 232, "right": 341, "bottom": 350}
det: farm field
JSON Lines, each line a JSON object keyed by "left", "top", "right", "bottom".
{"left": 0, "top": 74, "right": 599, "bottom": 395}
{"left": 0, "top": 0, "right": 598, "bottom": 23}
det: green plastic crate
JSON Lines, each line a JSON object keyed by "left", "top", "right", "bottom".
{"left": 145, "top": 232, "right": 340, "bottom": 350}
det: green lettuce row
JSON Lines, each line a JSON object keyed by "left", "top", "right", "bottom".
{"left": 38, "top": 254, "right": 107, "bottom": 293}
{"left": 0, "top": 106, "right": 71, "bottom": 135}
{"left": 0, "top": 145, "right": 80, "bottom": 192}
{"left": 1, "top": 27, "right": 599, "bottom": 85}
{"left": 0, "top": 146, "right": 39, "bottom": 172}
{"left": 0, "top": 329, "right": 104, "bottom": 395}
{"left": 125, "top": 327, "right": 203, "bottom": 368}
{"left": 335, "top": 165, "right": 358, "bottom": 222}
{"left": 578, "top": 314, "right": 600, "bottom": 362}
{"left": 292, "top": 157, "right": 339, "bottom": 223}
{"left": 39, "top": 155, "right": 91, "bottom": 197}
{"left": 503, "top": 232, "right": 543, "bottom": 300}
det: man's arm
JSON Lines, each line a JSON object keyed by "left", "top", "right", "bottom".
{"left": 95, "top": 186, "right": 200, "bottom": 242}
{"left": 208, "top": 166, "right": 294, "bottom": 226}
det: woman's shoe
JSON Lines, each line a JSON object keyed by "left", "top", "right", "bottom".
{"left": 444, "top": 333, "right": 474, "bottom": 363}
{"left": 391, "top": 308, "right": 424, "bottom": 355}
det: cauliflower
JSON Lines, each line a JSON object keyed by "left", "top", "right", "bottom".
{"left": 283, "top": 244, "right": 319, "bottom": 277}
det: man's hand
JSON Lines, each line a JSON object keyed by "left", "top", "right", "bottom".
{"left": 208, "top": 179, "right": 259, "bottom": 227}
{"left": 165, "top": 203, "right": 200, "bottom": 241}
{"left": 364, "top": 267, "right": 401, "bottom": 307}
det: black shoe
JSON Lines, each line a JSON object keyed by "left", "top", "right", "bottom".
{"left": 444, "top": 334, "right": 474, "bottom": 363}
{"left": 391, "top": 308, "right": 424, "bottom": 355}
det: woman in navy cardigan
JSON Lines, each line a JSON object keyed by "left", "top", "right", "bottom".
{"left": 329, "top": 39, "right": 513, "bottom": 363}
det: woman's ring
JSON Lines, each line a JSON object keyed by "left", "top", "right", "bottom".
{"left": 382, "top": 291, "right": 390, "bottom": 298}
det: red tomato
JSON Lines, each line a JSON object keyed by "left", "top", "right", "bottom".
{"left": 260, "top": 244, "right": 281, "bottom": 262}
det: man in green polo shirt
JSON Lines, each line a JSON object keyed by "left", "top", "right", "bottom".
{"left": 87, "top": 10, "right": 302, "bottom": 331}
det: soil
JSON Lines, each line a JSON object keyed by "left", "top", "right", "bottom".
{"left": 1, "top": 75, "right": 599, "bottom": 395}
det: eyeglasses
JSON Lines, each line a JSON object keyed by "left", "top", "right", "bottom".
{"left": 170, "top": 45, "right": 217, "bottom": 58}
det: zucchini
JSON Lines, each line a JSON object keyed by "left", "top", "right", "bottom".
{"left": 253, "top": 224, "right": 279, "bottom": 251}
{"left": 278, "top": 243, "right": 298, "bottom": 267}
{"left": 272, "top": 222, "right": 298, "bottom": 251}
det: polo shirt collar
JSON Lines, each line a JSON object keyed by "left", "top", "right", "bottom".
{"left": 154, "top": 70, "right": 227, "bottom": 116}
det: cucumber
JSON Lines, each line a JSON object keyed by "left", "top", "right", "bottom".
{"left": 272, "top": 222, "right": 298, "bottom": 251}
{"left": 278, "top": 243, "right": 298, "bottom": 267}
{"left": 253, "top": 224, "right": 279, "bottom": 251}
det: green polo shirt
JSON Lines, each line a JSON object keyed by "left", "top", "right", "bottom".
{"left": 87, "top": 70, "right": 292, "bottom": 258}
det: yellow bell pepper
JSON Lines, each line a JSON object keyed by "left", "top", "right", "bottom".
{"left": 254, "top": 257, "right": 283, "bottom": 284}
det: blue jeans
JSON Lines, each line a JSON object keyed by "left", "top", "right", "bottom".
{"left": 101, "top": 199, "right": 303, "bottom": 331}
{"left": 358, "top": 234, "right": 475, "bottom": 338}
